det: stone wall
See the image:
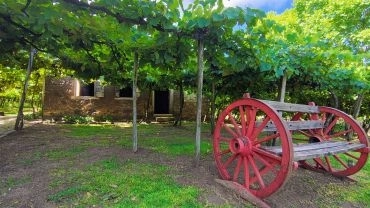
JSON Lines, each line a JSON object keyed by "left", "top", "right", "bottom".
{"left": 43, "top": 77, "right": 209, "bottom": 121}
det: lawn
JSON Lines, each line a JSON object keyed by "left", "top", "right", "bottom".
{"left": 0, "top": 122, "right": 369, "bottom": 207}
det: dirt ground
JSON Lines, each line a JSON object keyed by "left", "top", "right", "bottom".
{"left": 0, "top": 123, "right": 366, "bottom": 208}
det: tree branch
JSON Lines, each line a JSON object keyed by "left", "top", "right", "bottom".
{"left": 61, "top": 0, "right": 178, "bottom": 33}
{"left": 0, "top": 13, "right": 42, "bottom": 37}
{"left": 21, "top": 0, "right": 32, "bottom": 17}
{"left": 61, "top": 0, "right": 146, "bottom": 25}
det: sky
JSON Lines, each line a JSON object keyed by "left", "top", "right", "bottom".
{"left": 183, "top": 0, "right": 293, "bottom": 14}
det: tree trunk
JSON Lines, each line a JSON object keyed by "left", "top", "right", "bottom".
{"left": 173, "top": 82, "right": 184, "bottom": 126}
{"left": 329, "top": 90, "right": 339, "bottom": 109}
{"left": 277, "top": 71, "right": 287, "bottom": 102}
{"left": 194, "top": 38, "right": 204, "bottom": 167}
{"left": 210, "top": 81, "right": 216, "bottom": 133}
{"left": 30, "top": 73, "right": 40, "bottom": 118}
{"left": 352, "top": 92, "right": 364, "bottom": 119}
{"left": 325, "top": 90, "right": 339, "bottom": 131}
{"left": 272, "top": 72, "right": 287, "bottom": 146}
{"left": 41, "top": 76, "right": 46, "bottom": 121}
{"left": 14, "top": 47, "right": 36, "bottom": 130}
{"left": 132, "top": 51, "right": 139, "bottom": 153}
{"left": 144, "top": 85, "right": 152, "bottom": 123}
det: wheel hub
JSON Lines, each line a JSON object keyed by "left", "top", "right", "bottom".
{"left": 309, "top": 135, "right": 324, "bottom": 143}
{"left": 229, "top": 137, "right": 252, "bottom": 156}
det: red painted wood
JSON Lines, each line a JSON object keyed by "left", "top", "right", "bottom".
{"left": 213, "top": 98, "right": 293, "bottom": 198}
{"left": 292, "top": 106, "right": 369, "bottom": 176}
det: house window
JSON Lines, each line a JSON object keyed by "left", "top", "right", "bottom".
{"left": 75, "top": 80, "right": 104, "bottom": 98}
{"left": 116, "top": 86, "right": 133, "bottom": 98}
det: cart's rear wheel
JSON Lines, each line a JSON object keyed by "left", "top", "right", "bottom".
{"left": 292, "top": 106, "right": 369, "bottom": 176}
{"left": 213, "top": 98, "right": 293, "bottom": 198}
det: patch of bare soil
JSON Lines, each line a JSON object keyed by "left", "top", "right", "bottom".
{"left": 0, "top": 124, "right": 365, "bottom": 208}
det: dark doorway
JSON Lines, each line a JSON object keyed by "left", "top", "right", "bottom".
{"left": 154, "top": 90, "right": 169, "bottom": 114}
{"left": 80, "top": 82, "right": 94, "bottom": 96}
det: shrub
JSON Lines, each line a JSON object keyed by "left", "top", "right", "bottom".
{"left": 62, "top": 115, "right": 94, "bottom": 124}
{"left": 93, "top": 115, "right": 114, "bottom": 123}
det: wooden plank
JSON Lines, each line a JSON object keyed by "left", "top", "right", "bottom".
{"left": 260, "top": 100, "right": 320, "bottom": 113}
{"left": 260, "top": 141, "right": 348, "bottom": 154}
{"left": 293, "top": 141, "right": 348, "bottom": 152}
{"left": 260, "top": 141, "right": 366, "bottom": 161}
{"left": 294, "top": 143, "right": 366, "bottom": 161}
{"left": 259, "top": 120, "right": 324, "bottom": 132}
{"left": 215, "top": 179, "right": 271, "bottom": 208}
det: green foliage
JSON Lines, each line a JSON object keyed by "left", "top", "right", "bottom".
{"left": 23, "top": 112, "right": 42, "bottom": 120}
{"left": 62, "top": 115, "right": 94, "bottom": 124}
{"left": 48, "top": 157, "right": 201, "bottom": 207}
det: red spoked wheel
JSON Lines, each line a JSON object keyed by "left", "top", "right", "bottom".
{"left": 292, "top": 106, "right": 369, "bottom": 177}
{"left": 213, "top": 98, "right": 293, "bottom": 198}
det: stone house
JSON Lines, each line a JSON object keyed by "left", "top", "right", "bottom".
{"left": 42, "top": 76, "right": 208, "bottom": 122}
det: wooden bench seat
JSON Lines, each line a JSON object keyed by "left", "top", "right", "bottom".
{"left": 261, "top": 100, "right": 320, "bottom": 113}
{"left": 258, "top": 120, "right": 324, "bottom": 132}
{"left": 261, "top": 141, "right": 366, "bottom": 161}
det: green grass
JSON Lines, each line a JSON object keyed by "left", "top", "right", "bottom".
{"left": 63, "top": 123, "right": 212, "bottom": 156}
{"left": 49, "top": 122, "right": 369, "bottom": 207}
{"left": 48, "top": 157, "right": 201, "bottom": 207}
{"left": 45, "top": 146, "right": 87, "bottom": 160}
{"left": 340, "top": 160, "right": 370, "bottom": 205}
{"left": 0, "top": 176, "right": 32, "bottom": 192}
{"left": 63, "top": 124, "right": 128, "bottom": 138}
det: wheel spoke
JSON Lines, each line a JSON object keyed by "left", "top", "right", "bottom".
{"left": 216, "top": 149, "right": 231, "bottom": 157}
{"left": 251, "top": 116, "right": 271, "bottom": 139}
{"left": 250, "top": 164, "right": 276, "bottom": 184}
{"left": 324, "top": 156, "right": 333, "bottom": 172}
{"left": 243, "top": 156, "right": 250, "bottom": 188}
{"left": 253, "top": 152, "right": 274, "bottom": 170}
{"left": 295, "top": 130, "right": 313, "bottom": 138}
{"left": 220, "top": 136, "right": 232, "bottom": 143}
{"left": 344, "top": 152, "right": 360, "bottom": 160}
{"left": 329, "top": 129, "right": 353, "bottom": 139}
{"left": 333, "top": 155, "right": 349, "bottom": 169}
{"left": 313, "top": 158, "right": 329, "bottom": 171}
{"left": 253, "top": 132, "right": 280, "bottom": 146}
{"left": 223, "top": 153, "right": 237, "bottom": 169}
{"left": 228, "top": 113, "right": 242, "bottom": 136}
{"left": 324, "top": 116, "right": 339, "bottom": 135}
{"left": 246, "top": 107, "right": 257, "bottom": 137}
{"left": 247, "top": 155, "right": 265, "bottom": 189}
{"left": 253, "top": 133, "right": 280, "bottom": 145}
{"left": 223, "top": 123, "right": 238, "bottom": 138}
{"left": 252, "top": 147, "right": 282, "bottom": 164}
{"left": 239, "top": 106, "right": 247, "bottom": 136}
{"left": 233, "top": 156, "right": 243, "bottom": 181}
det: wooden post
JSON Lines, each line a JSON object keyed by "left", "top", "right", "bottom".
{"left": 14, "top": 47, "right": 36, "bottom": 131}
{"left": 132, "top": 51, "right": 139, "bottom": 152}
{"left": 194, "top": 37, "right": 204, "bottom": 167}
{"left": 279, "top": 71, "right": 287, "bottom": 103}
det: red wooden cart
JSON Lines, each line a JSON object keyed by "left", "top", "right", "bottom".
{"left": 213, "top": 94, "right": 369, "bottom": 199}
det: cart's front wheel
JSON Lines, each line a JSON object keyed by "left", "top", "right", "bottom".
{"left": 213, "top": 98, "right": 294, "bottom": 198}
